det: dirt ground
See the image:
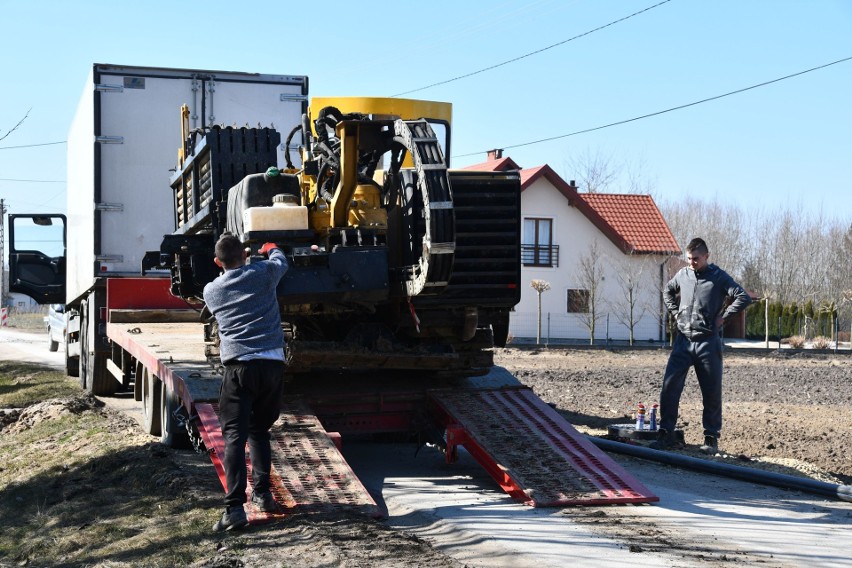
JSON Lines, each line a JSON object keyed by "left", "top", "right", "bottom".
{"left": 2, "top": 344, "right": 850, "bottom": 567}
{"left": 496, "top": 346, "right": 852, "bottom": 485}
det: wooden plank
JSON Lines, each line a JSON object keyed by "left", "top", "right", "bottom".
{"left": 109, "top": 309, "right": 201, "bottom": 323}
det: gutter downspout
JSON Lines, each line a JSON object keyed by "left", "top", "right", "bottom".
{"left": 589, "top": 436, "right": 852, "bottom": 503}
{"left": 659, "top": 261, "right": 667, "bottom": 343}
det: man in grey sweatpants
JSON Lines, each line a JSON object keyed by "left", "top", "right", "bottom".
{"left": 203, "top": 234, "right": 289, "bottom": 531}
{"left": 651, "top": 238, "right": 751, "bottom": 454}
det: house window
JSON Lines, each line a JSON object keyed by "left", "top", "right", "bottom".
{"left": 567, "top": 289, "right": 589, "bottom": 313}
{"left": 522, "top": 218, "right": 558, "bottom": 267}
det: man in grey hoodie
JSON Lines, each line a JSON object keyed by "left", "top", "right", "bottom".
{"left": 203, "top": 234, "right": 289, "bottom": 531}
{"left": 651, "top": 238, "right": 751, "bottom": 454}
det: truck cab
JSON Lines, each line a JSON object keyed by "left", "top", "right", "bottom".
{"left": 7, "top": 214, "right": 66, "bottom": 304}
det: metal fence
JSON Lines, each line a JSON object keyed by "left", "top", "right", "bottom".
{"left": 508, "top": 311, "right": 852, "bottom": 351}
{"left": 509, "top": 311, "right": 665, "bottom": 346}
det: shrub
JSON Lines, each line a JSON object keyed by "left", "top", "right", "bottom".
{"left": 811, "top": 336, "right": 832, "bottom": 350}
{"left": 786, "top": 335, "right": 805, "bottom": 349}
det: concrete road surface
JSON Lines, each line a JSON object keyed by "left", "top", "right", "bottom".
{"left": 3, "top": 327, "right": 851, "bottom": 566}
{"left": 0, "top": 327, "right": 65, "bottom": 369}
{"left": 345, "top": 443, "right": 852, "bottom": 567}
{"left": 0, "top": 327, "right": 143, "bottom": 425}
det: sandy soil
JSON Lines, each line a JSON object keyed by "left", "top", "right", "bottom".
{"left": 188, "top": 346, "right": 852, "bottom": 566}
{"left": 3, "top": 333, "right": 850, "bottom": 567}
{"left": 495, "top": 346, "right": 852, "bottom": 485}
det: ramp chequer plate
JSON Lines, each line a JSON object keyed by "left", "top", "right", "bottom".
{"left": 270, "top": 400, "right": 380, "bottom": 516}
{"left": 430, "top": 387, "right": 658, "bottom": 506}
{"left": 196, "top": 400, "right": 379, "bottom": 521}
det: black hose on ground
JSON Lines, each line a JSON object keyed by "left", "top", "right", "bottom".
{"left": 588, "top": 436, "right": 852, "bottom": 503}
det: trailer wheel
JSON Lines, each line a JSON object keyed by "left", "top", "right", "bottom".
{"left": 80, "top": 299, "right": 116, "bottom": 396}
{"left": 133, "top": 361, "right": 144, "bottom": 402}
{"left": 160, "top": 382, "right": 191, "bottom": 449}
{"left": 78, "top": 303, "right": 89, "bottom": 390}
{"left": 142, "top": 368, "right": 162, "bottom": 436}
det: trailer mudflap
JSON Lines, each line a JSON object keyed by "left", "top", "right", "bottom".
{"left": 196, "top": 401, "right": 380, "bottom": 523}
{"left": 429, "top": 387, "right": 659, "bottom": 506}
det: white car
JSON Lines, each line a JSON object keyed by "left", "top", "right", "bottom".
{"left": 46, "top": 304, "right": 66, "bottom": 352}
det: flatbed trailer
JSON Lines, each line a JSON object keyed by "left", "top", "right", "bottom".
{"left": 7, "top": 64, "right": 658, "bottom": 522}
{"left": 103, "top": 279, "right": 657, "bottom": 522}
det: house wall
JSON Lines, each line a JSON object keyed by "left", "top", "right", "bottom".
{"left": 5, "top": 292, "right": 40, "bottom": 310}
{"left": 511, "top": 178, "right": 668, "bottom": 344}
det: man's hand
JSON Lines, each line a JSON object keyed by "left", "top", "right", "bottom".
{"left": 258, "top": 242, "right": 278, "bottom": 256}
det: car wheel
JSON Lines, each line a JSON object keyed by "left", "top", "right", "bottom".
{"left": 48, "top": 327, "right": 59, "bottom": 352}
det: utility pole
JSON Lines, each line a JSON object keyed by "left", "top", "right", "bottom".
{"left": 0, "top": 198, "right": 6, "bottom": 310}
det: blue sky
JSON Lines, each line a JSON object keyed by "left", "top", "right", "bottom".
{"left": 1, "top": 0, "right": 850, "bottom": 227}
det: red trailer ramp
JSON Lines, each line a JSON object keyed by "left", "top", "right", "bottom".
{"left": 196, "top": 400, "right": 380, "bottom": 522}
{"left": 429, "top": 387, "right": 659, "bottom": 506}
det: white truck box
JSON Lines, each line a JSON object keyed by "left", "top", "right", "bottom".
{"left": 65, "top": 64, "right": 308, "bottom": 304}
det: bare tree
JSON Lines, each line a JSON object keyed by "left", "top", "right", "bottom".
{"left": 576, "top": 241, "right": 605, "bottom": 345}
{"left": 1, "top": 109, "right": 30, "bottom": 142}
{"left": 564, "top": 147, "right": 621, "bottom": 194}
{"left": 825, "top": 223, "right": 852, "bottom": 338}
{"left": 661, "top": 196, "right": 851, "bottom": 343}
{"left": 625, "top": 155, "right": 658, "bottom": 196}
{"left": 660, "top": 195, "right": 752, "bottom": 281}
{"left": 608, "top": 252, "right": 653, "bottom": 345}
{"left": 530, "top": 279, "right": 551, "bottom": 344}
{"left": 564, "top": 147, "right": 658, "bottom": 198}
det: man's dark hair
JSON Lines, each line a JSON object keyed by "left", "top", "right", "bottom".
{"left": 686, "top": 238, "right": 709, "bottom": 255}
{"left": 215, "top": 234, "right": 245, "bottom": 267}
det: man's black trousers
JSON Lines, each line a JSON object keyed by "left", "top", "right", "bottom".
{"left": 659, "top": 333, "right": 724, "bottom": 438}
{"left": 218, "top": 359, "right": 285, "bottom": 508}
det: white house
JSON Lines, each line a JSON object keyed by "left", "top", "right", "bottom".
{"left": 463, "top": 153, "right": 680, "bottom": 344}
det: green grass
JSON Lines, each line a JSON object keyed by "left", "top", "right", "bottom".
{"left": 0, "top": 362, "right": 79, "bottom": 407}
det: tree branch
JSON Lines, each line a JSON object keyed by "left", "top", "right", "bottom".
{"left": 0, "top": 109, "right": 31, "bottom": 142}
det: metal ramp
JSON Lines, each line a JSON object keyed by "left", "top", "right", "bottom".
{"left": 429, "top": 387, "right": 659, "bottom": 506}
{"left": 195, "top": 401, "right": 380, "bottom": 522}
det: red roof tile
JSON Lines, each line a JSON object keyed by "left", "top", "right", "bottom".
{"left": 459, "top": 156, "right": 522, "bottom": 172}
{"left": 460, "top": 157, "right": 680, "bottom": 255}
{"left": 578, "top": 193, "right": 680, "bottom": 254}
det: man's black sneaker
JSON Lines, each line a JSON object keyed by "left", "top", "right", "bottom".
{"left": 213, "top": 506, "right": 248, "bottom": 532}
{"left": 649, "top": 429, "right": 680, "bottom": 450}
{"left": 700, "top": 435, "right": 719, "bottom": 455}
{"left": 250, "top": 490, "right": 279, "bottom": 513}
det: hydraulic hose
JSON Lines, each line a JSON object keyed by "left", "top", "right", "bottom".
{"left": 588, "top": 436, "right": 852, "bottom": 503}
{"left": 283, "top": 124, "right": 301, "bottom": 170}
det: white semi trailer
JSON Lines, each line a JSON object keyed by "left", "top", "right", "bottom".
{"left": 9, "top": 63, "right": 307, "bottom": 393}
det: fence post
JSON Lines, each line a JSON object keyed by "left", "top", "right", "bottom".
{"left": 835, "top": 318, "right": 839, "bottom": 354}
{"left": 546, "top": 313, "right": 550, "bottom": 346}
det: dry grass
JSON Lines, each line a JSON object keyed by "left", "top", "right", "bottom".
{"left": 0, "top": 363, "right": 223, "bottom": 568}
{"left": 4, "top": 309, "right": 49, "bottom": 331}
{"left": 0, "top": 362, "right": 80, "bottom": 407}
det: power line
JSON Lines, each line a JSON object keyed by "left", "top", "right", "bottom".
{"left": 0, "top": 178, "right": 65, "bottom": 183}
{"left": 454, "top": 55, "right": 852, "bottom": 158}
{"left": 0, "top": 140, "right": 66, "bottom": 150}
{"left": 392, "top": 0, "right": 673, "bottom": 97}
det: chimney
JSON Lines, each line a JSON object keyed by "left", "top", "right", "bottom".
{"left": 487, "top": 148, "right": 503, "bottom": 161}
